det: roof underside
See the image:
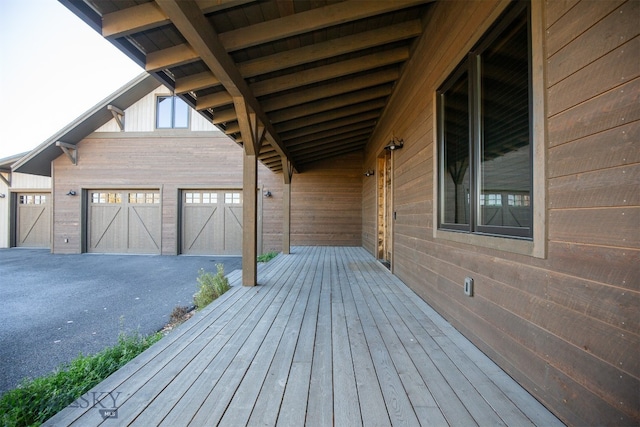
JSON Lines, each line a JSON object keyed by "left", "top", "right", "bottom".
{"left": 62, "top": 0, "right": 435, "bottom": 173}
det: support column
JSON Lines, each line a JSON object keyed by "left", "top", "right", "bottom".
{"left": 234, "top": 96, "right": 264, "bottom": 287}
{"left": 282, "top": 157, "right": 293, "bottom": 255}
{"left": 242, "top": 152, "right": 258, "bottom": 286}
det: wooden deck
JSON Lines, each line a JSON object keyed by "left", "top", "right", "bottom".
{"left": 44, "top": 247, "right": 563, "bottom": 426}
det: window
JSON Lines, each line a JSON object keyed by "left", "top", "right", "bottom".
{"left": 129, "top": 192, "right": 160, "bottom": 204}
{"left": 156, "top": 96, "right": 189, "bottom": 129}
{"left": 225, "top": 192, "right": 241, "bottom": 204}
{"left": 437, "top": 2, "right": 531, "bottom": 239}
{"left": 91, "top": 192, "right": 122, "bottom": 204}
{"left": 19, "top": 195, "right": 47, "bottom": 205}
{"left": 185, "top": 192, "right": 218, "bottom": 204}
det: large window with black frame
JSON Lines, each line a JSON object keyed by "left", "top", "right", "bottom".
{"left": 437, "top": 1, "right": 532, "bottom": 239}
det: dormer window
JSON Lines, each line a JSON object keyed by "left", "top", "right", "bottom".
{"left": 156, "top": 95, "right": 189, "bottom": 129}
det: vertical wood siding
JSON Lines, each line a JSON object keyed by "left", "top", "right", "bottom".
{"left": 362, "top": 0, "right": 639, "bottom": 425}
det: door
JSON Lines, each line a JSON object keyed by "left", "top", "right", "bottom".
{"left": 181, "top": 190, "right": 243, "bottom": 255}
{"left": 16, "top": 193, "right": 50, "bottom": 248}
{"left": 88, "top": 190, "right": 161, "bottom": 254}
{"left": 377, "top": 151, "right": 392, "bottom": 268}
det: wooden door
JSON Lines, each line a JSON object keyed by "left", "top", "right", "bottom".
{"left": 88, "top": 191, "right": 160, "bottom": 254}
{"left": 181, "top": 190, "right": 243, "bottom": 255}
{"left": 16, "top": 193, "right": 50, "bottom": 248}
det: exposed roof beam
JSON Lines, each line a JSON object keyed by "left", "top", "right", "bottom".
{"left": 262, "top": 68, "right": 399, "bottom": 112}
{"left": 102, "top": 2, "right": 168, "bottom": 38}
{"left": 211, "top": 108, "right": 237, "bottom": 124}
{"left": 285, "top": 127, "right": 372, "bottom": 149}
{"left": 145, "top": 44, "right": 199, "bottom": 72}
{"left": 102, "top": 0, "right": 256, "bottom": 39}
{"left": 218, "top": 0, "right": 429, "bottom": 52}
{"left": 175, "top": 71, "right": 220, "bottom": 94}
{"left": 269, "top": 85, "right": 392, "bottom": 124}
{"left": 196, "top": 91, "right": 232, "bottom": 111}
{"left": 290, "top": 136, "right": 368, "bottom": 156}
{"left": 281, "top": 112, "right": 379, "bottom": 140}
{"left": 285, "top": 123, "right": 374, "bottom": 147}
{"left": 251, "top": 47, "right": 408, "bottom": 97}
{"left": 297, "top": 144, "right": 367, "bottom": 166}
{"left": 275, "top": 100, "right": 386, "bottom": 133}
{"left": 156, "top": 0, "right": 293, "bottom": 167}
{"left": 237, "top": 20, "right": 422, "bottom": 78}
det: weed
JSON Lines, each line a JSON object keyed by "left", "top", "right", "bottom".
{"left": 0, "top": 331, "right": 161, "bottom": 427}
{"left": 193, "top": 264, "right": 230, "bottom": 310}
{"left": 169, "top": 305, "right": 191, "bottom": 324}
{"left": 257, "top": 251, "right": 279, "bottom": 263}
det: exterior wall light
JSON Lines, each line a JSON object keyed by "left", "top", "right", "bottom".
{"left": 364, "top": 170, "right": 375, "bottom": 177}
{"left": 66, "top": 190, "right": 77, "bottom": 196}
{"left": 263, "top": 190, "right": 272, "bottom": 197}
{"left": 384, "top": 137, "right": 404, "bottom": 151}
{"left": 0, "top": 193, "right": 5, "bottom": 198}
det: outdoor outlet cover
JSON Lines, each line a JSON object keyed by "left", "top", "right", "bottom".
{"left": 464, "top": 277, "right": 474, "bottom": 296}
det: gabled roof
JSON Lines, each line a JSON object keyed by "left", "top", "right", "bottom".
{"left": 13, "top": 73, "right": 160, "bottom": 176}
{"left": 0, "top": 152, "right": 29, "bottom": 173}
{"left": 60, "top": 0, "right": 435, "bottom": 172}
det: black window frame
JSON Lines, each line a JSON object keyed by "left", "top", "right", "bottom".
{"left": 156, "top": 95, "right": 190, "bottom": 129}
{"left": 437, "top": 1, "right": 533, "bottom": 239}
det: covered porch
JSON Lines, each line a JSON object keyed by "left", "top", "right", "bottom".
{"left": 45, "top": 247, "right": 562, "bottom": 426}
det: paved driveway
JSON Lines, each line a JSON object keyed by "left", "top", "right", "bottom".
{"left": 0, "top": 249, "right": 241, "bottom": 395}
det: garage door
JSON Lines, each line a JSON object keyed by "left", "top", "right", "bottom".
{"left": 16, "top": 193, "right": 50, "bottom": 248}
{"left": 181, "top": 190, "right": 242, "bottom": 255}
{"left": 88, "top": 191, "right": 161, "bottom": 254}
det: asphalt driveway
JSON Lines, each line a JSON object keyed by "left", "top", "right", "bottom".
{"left": 0, "top": 249, "right": 241, "bottom": 395}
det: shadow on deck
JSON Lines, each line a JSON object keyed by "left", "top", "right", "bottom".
{"left": 45, "top": 246, "right": 563, "bottom": 426}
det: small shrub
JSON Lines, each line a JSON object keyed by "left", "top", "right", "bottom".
{"left": 0, "top": 331, "right": 161, "bottom": 427}
{"left": 257, "top": 251, "right": 279, "bottom": 263}
{"left": 169, "top": 305, "right": 191, "bottom": 324}
{"left": 193, "top": 264, "right": 230, "bottom": 310}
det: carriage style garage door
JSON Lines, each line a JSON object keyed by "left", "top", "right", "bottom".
{"left": 16, "top": 193, "right": 50, "bottom": 248}
{"left": 88, "top": 191, "right": 161, "bottom": 254}
{"left": 181, "top": 190, "right": 243, "bottom": 255}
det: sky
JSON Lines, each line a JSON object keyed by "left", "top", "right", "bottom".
{"left": 0, "top": 0, "right": 143, "bottom": 160}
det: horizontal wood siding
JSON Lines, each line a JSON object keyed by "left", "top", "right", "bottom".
{"left": 363, "top": 0, "right": 639, "bottom": 425}
{"left": 291, "top": 153, "right": 363, "bottom": 246}
{"left": 52, "top": 133, "right": 282, "bottom": 255}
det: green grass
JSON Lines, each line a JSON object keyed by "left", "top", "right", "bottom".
{"left": 193, "top": 264, "right": 230, "bottom": 310}
{"left": 257, "top": 251, "right": 279, "bottom": 263}
{"left": 0, "top": 331, "right": 162, "bottom": 427}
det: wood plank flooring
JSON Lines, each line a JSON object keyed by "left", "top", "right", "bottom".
{"left": 44, "top": 247, "right": 563, "bottom": 426}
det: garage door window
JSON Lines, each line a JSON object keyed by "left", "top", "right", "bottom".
{"left": 19, "top": 194, "right": 47, "bottom": 204}
{"left": 185, "top": 192, "right": 218, "bottom": 204}
{"left": 225, "top": 192, "right": 241, "bottom": 204}
{"left": 129, "top": 192, "right": 160, "bottom": 204}
{"left": 91, "top": 192, "right": 122, "bottom": 204}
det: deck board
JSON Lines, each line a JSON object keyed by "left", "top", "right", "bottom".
{"left": 44, "top": 247, "right": 563, "bottom": 427}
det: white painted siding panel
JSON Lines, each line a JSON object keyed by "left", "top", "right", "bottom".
{"left": 12, "top": 173, "right": 51, "bottom": 189}
{"left": 95, "top": 85, "right": 218, "bottom": 133}
{"left": 0, "top": 179, "right": 8, "bottom": 248}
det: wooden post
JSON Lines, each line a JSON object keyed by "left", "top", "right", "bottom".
{"left": 234, "top": 97, "right": 264, "bottom": 286}
{"left": 242, "top": 152, "right": 258, "bottom": 285}
{"left": 282, "top": 157, "right": 293, "bottom": 255}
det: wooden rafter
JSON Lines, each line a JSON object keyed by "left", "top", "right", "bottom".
{"left": 155, "top": 0, "right": 294, "bottom": 167}
{"left": 218, "top": 0, "right": 429, "bottom": 52}
{"left": 145, "top": 44, "right": 199, "bottom": 72}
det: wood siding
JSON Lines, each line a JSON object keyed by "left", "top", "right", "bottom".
{"left": 362, "top": 1, "right": 639, "bottom": 425}
{"left": 52, "top": 133, "right": 279, "bottom": 255}
{"left": 291, "top": 153, "right": 363, "bottom": 246}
